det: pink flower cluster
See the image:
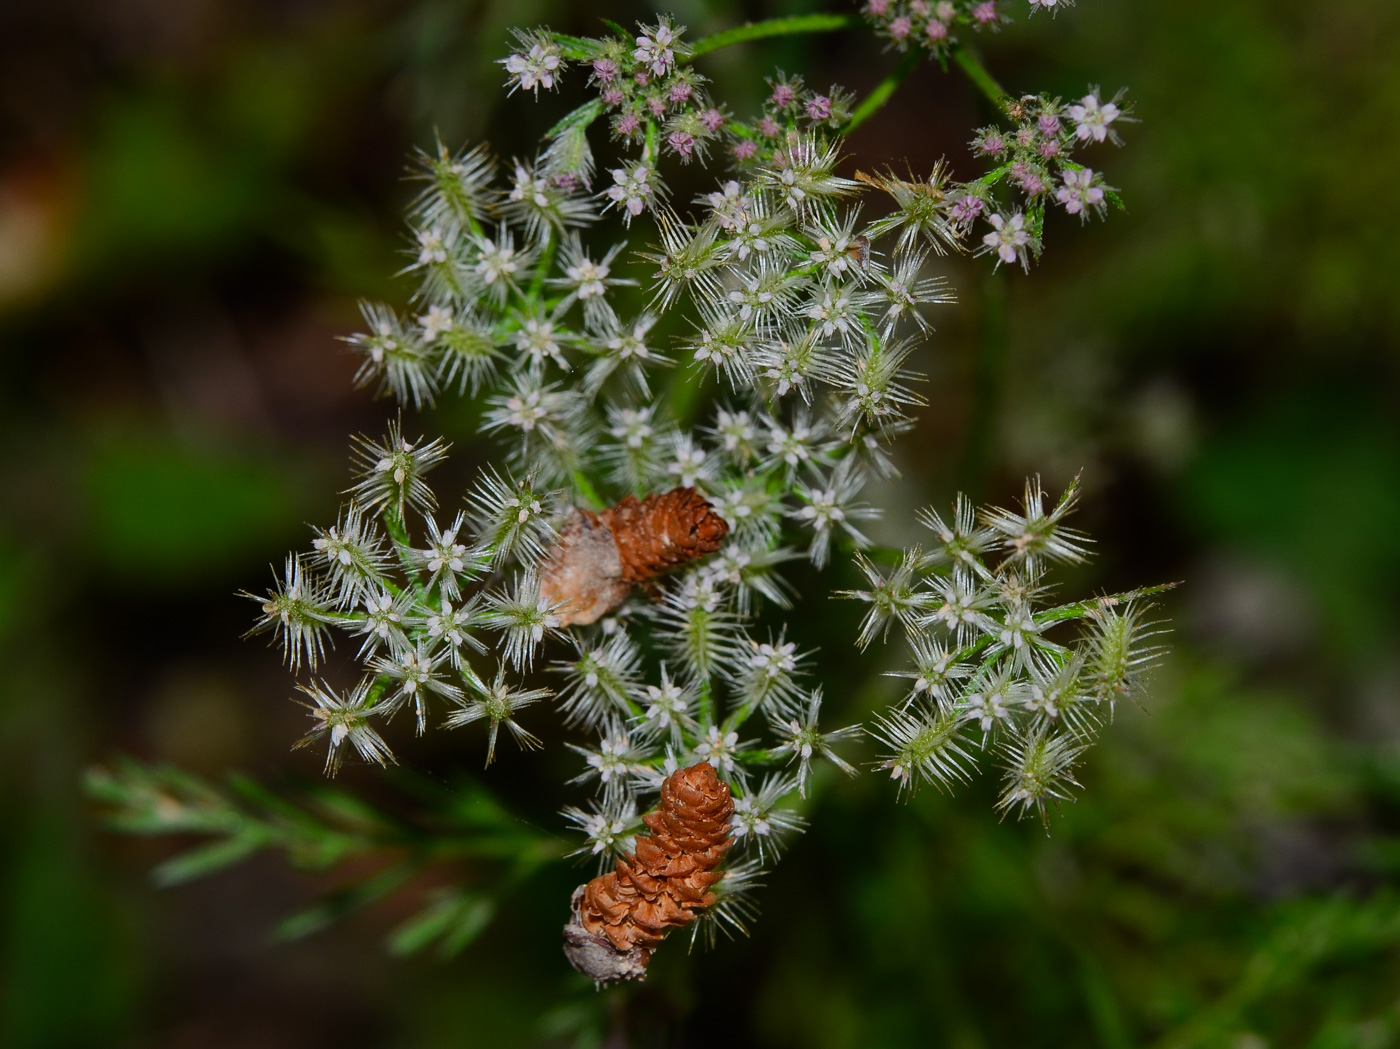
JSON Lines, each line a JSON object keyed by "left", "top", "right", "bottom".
{"left": 726, "top": 72, "right": 854, "bottom": 169}
{"left": 506, "top": 18, "right": 726, "bottom": 165}
{"left": 862, "top": 0, "right": 1007, "bottom": 54}
{"left": 962, "top": 90, "right": 1128, "bottom": 266}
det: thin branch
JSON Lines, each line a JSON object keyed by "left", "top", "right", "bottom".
{"left": 845, "top": 49, "right": 924, "bottom": 133}
{"left": 950, "top": 43, "right": 1009, "bottom": 107}
{"left": 688, "top": 13, "right": 864, "bottom": 58}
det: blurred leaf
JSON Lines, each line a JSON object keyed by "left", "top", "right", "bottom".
{"left": 0, "top": 537, "right": 39, "bottom": 643}
{"left": 83, "top": 431, "right": 314, "bottom": 585}
{"left": 1181, "top": 389, "right": 1400, "bottom": 652}
{"left": 152, "top": 829, "right": 270, "bottom": 887}
{"left": 274, "top": 860, "right": 420, "bottom": 943}
{"left": 74, "top": 95, "right": 266, "bottom": 268}
{"left": 387, "top": 889, "right": 495, "bottom": 959}
{"left": 0, "top": 804, "right": 140, "bottom": 1048}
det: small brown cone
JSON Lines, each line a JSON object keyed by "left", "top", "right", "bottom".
{"left": 562, "top": 763, "right": 735, "bottom": 983}
{"left": 601, "top": 488, "right": 730, "bottom": 585}
{"left": 540, "top": 488, "right": 729, "bottom": 627}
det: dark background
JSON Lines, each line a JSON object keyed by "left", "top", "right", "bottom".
{"left": 2, "top": 0, "right": 1399, "bottom": 1045}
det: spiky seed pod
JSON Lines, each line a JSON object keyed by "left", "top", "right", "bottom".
{"left": 540, "top": 487, "right": 729, "bottom": 626}
{"left": 563, "top": 762, "right": 734, "bottom": 983}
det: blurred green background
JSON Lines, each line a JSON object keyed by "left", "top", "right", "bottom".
{"left": 2, "top": 0, "right": 1398, "bottom": 1045}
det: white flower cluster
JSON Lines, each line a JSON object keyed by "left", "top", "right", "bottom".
{"left": 263, "top": 95, "right": 969, "bottom": 922}
{"left": 840, "top": 475, "right": 1171, "bottom": 827}
{"left": 240, "top": 6, "right": 1159, "bottom": 946}
{"left": 347, "top": 122, "right": 950, "bottom": 553}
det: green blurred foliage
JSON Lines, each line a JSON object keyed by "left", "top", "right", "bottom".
{"left": 1181, "top": 389, "right": 1400, "bottom": 655}
{"left": 1, "top": 0, "right": 1398, "bottom": 1045}
{"left": 83, "top": 429, "right": 322, "bottom": 584}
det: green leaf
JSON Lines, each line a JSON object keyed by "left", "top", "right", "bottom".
{"left": 83, "top": 430, "right": 312, "bottom": 585}
{"left": 545, "top": 99, "right": 605, "bottom": 141}
{"left": 153, "top": 829, "right": 270, "bottom": 887}
{"left": 387, "top": 890, "right": 496, "bottom": 959}
{"left": 273, "top": 861, "right": 420, "bottom": 943}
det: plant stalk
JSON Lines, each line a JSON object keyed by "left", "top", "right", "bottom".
{"left": 845, "top": 48, "right": 924, "bottom": 132}
{"left": 950, "top": 42, "right": 1009, "bottom": 107}
{"left": 688, "top": 13, "right": 864, "bottom": 58}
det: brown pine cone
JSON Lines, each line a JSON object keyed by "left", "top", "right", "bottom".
{"left": 562, "top": 762, "right": 735, "bottom": 984}
{"left": 539, "top": 488, "right": 728, "bottom": 627}
{"left": 601, "top": 488, "right": 730, "bottom": 585}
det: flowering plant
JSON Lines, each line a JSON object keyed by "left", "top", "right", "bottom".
{"left": 90, "top": 0, "right": 1167, "bottom": 984}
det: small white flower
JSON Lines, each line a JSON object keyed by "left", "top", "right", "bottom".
{"left": 415, "top": 226, "right": 447, "bottom": 265}
{"left": 501, "top": 36, "right": 564, "bottom": 96}
{"left": 509, "top": 164, "right": 551, "bottom": 209}
{"left": 643, "top": 677, "right": 689, "bottom": 729}
{"left": 798, "top": 490, "right": 844, "bottom": 530}
{"left": 514, "top": 316, "right": 568, "bottom": 371}
{"left": 633, "top": 24, "right": 676, "bottom": 77}
{"left": 714, "top": 488, "right": 753, "bottom": 525}
{"left": 666, "top": 434, "right": 711, "bottom": 487}
{"left": 586, "top": 733, "right": 634, "bottom": 783}
{"left": 764, "top": 415, "right": 826, "bottom": 472}
{"left": 730, "top": 795, "right": 771, "bottom": 838}
{"left": 475, "top": 233, "right": 520, "bottom": 286}
{"left": 750, "top": 640, "right": 797, "bottom": 680}
{"left": 714, "top": 408, "right": 757, "bottom": 456}
{"left": 964, "top": 686, "right": 1010, "bottom": 733}
{"left": 694, "top": 724, "right": 741, "bottom": 772}
{"left": 1066, "top": 94, "right": 1121, "bottom": 143}
{"left": 505, "top": 388, "right": 546, "bottom": 431}
{"left": 418, "top": 304, "right": 454, "bottom": 339}
{"left": 568, "top": 256, "right": 609, "bottom": 299}
{"left": 352, "top": 587, "right": 412, "bottom": 659}
{"left": 297, "top": 678, "right": 393, "bottom": 775}
{"left": 1056, "top": 167, "right": 1106, "bottom": 217}
{"left": 706, "top": 548, "right": 750, "bottom": 586}
{"left": 705, "top": 180, "right": 750, "bottom": 230}
{"left": 809, "top": 234, "right": 857, "bottom": 280}
{"left": 606, "top": 319, "right": 653, "bottom": 361}
{"left": 999, "top": 607, "right": 1038, "bottom": 651}
{"left": 349, "top": 421, "right": 448, "bottom": 518}
{"left": 806, "top": 286, "right": 857, "bottom": 339}
{"left": 606, "top": 164, "right": 653, "bottom": 222}
{"left": 982, "top": 212, "right": 1031, "bottom": 269}
{"left": 608, "top": 406, "right": 655, "bottom": 449}
{"left": 580, "top": 811, "right": 631, "bottom": 854}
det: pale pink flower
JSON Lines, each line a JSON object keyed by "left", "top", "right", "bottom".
{"left": 982, "top": 212, "right": 1030, "bottom": 268}
{"left": 1067, "top": 94, "right": 1121, "bottom": 143}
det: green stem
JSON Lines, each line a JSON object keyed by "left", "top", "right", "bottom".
{"left": 687, "top": 13, "right": 864, "bottom": 58}
{"left": 696, "top": 677, "right": 716, "bottom": 726}
{"left": 527, "top": 229, "right": 557, "bottom": 306}
{"left": 552, "top": 33, "right": 597, "bottom": 61}
{"left": 643, "top": 119, "right": 659, "bottom": 164}
{"left": 950, "top": 42, "right": 1009, "bottom": 107}
{"left": 957, "top": 266, "right": 1007, "bottom": 498}
{"left": 845, "top": 48, "right": 924, "bottom": 133}
{"left": 571, "top": 469, "right": 606, "bottom": 510}
{"left": 382, "top": 509, "right": 426, "bottom": 602}
{"left": 544, "top": 98, "right": 606, "bottom": 140}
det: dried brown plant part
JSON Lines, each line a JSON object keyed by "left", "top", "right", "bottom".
{"left": 603, "top": 487, "right": 730, "bottom": 584}
{"left": 539, "top": 488, "right": 729, "bottom": 628}
{"left": 538, "top": 510, "right": 632, "bottom": 627}
{"left": 562, "top": 762, "right": 735, "bottom": 984}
